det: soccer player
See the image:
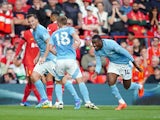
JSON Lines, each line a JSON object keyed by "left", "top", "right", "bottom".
{"left": 91, "top": 35, "right": 144, "bottom": 110}
{"left": 26, "top": 14, "right": 56, "bottom": 108}
{"left": 47, "top": 11, "right": 59, "bottom": 36}
{"left": 17, "top": 29, "right": 41, "bottom": 106}
{"left": 50, "top": 16, "right": 99, "bottom": 110}
{"left": 47, "top": 12, "right": 84, "bottom": 109}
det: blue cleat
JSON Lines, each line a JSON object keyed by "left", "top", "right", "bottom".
{"left": 20, "top": 102, "right": 30, "bottom": 106}
{"left": 74, "top": 99, "right": 82, "bottom": 110}
{"left": 35, "top": 99, "right": 50, "bottom": 108}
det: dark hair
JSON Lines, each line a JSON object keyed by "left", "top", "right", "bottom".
{"left": 92, "top": 35, "right": 101, "bottom": 41}
{"left": 154, "top": 65, "right": 160, "bottom": 70}
{"left": 51, "top": 11, "right": 59, "bottom": 16}
{"left": 26, "top": 14, "right": 37, "bottom": 19}
{"left": 6, "top": 47, "right": 14, "bottom": 51}
{"left": 7, "top": 73, "right": 14, "bottom": 79}
{"left": 149, "top": 6, "right": 159, "bottom": 22}
{"left": 128, "top": 31, "right": 135, "bottom": 36}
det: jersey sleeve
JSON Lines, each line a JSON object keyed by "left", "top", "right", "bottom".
{"left": 95, "top": 52, "right": 102, "bottom": 74}
{"left": 112, "top": 41, "right": 134, "bottom": 62}
{"left": 68, "top": 27, "right": 75, "bottom": 35}
{"left": 41, "top": 27, "right": 50, "bottom": 42}
{"left": 50, "top": 33, "right": 55, "bottom": 46}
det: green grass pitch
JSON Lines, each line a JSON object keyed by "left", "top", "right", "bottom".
{"left": 0, "top": 105, "right": 160, "bottom": 120}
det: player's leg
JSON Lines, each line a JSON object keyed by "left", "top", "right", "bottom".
{"left": 27, "top": 67, "right": 41, "bottom": 103}
{"left": 68, "top": 60, "right": 98, "bottom": 110}
{"left": 55, "top": 60, "right": 82, "bottom": 109}
{"left": 123, "top": 80, "right": 144, "bottom": 97}
{"left": 31, "top": 63, "right": 49, "bottom": 108}
{"left": 122, "top": 65, "right": 144, "bottom": 98}
{"left": 62, "top": 74, "right": 81, "bottom": 109}
{"left": 107, "top": 62, "right": 127, "bottom": 110}
{"left": 21, "top": 66, "right": 39, "bottom": 106}
{"left": 46, "top": 73, "right": 54, "bottom": 107}
{"left": 107, "top": 73, "right": 127, "bottom": 110}
{"left": 75, "top": 77, "right": 99, "bottom": 110}
{"left": 55, "top": 80, "right": 64, "bottom": 109}
{"left": 20, "top": 81, "right": 32, "bottom": 106}
{"left": 31, "top": 83, "right": 41, "bottom": 103}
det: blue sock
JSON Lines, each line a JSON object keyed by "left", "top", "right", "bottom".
{"left": 79, "top": 82, "right": 90, "bottom": 103}
{"left": 34, "top": 80, "right": 47, "bottom": 100}
{"left": 129, "top": 82, "right": 141, "bottom": 90}
{"left": 110, "top": 84, "right": 124, "bottom": 103}
{"left": 65, "top": 81, "right": 80, "bottom": 101}
{"left": 55, "top": 84, "right": 63, "bottom": 103}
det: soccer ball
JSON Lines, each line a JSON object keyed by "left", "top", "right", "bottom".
{"left": 55, "top": 102, "right": 64, "bottom": 110}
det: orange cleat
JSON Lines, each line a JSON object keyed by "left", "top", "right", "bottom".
{"left": 115, "top": 103, "right": 127, "bottom": 110}
{"left": 138, "top": 86, "right": 144, "bottom": 98}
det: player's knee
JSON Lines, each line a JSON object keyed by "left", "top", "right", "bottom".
{"left": 31, "top": 72, "right": 41, "bottom": 82}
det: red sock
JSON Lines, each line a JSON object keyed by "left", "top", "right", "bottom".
{"left": 62, "top": 85, "right": 65, "bottom": 94}
{"left": 22, "top": 83, "right": 32, "bottom": 102}
{"left": 32, "top": 84, "right": 41, "bottom": 103}
{"left": 46, "top": 81, "right": 54, "bottom": 101}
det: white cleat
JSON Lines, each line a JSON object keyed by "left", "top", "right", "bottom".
{"left": 48, "top": 101, "right": 52, "bottom": 108}
{"left": 85, "top": 103, "right": 99, "bottom": 110}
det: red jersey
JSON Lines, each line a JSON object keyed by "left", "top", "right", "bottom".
{"left": 47, "top": 22, "right": 58, "bottom": 35}
{"left": 83, "top": 15, "right": 98, "bottom": 36}
{"left": 147, "top": 46, "right": 160, "bottom": 61}
{"left": 127, "top": 11, "right": 146, "bottom": 36}
{"left": 7, "top": 0, "right": 16, "bottom": 4}
{"left": 16, "top": 29, "right": 39, "bottom": 67}
{"left": 23, "top": 29, "right": 39, "bottom": 66}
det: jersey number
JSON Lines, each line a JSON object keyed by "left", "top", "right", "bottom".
{"left": 55, "top": 32, "right": 70, "bottom": 46}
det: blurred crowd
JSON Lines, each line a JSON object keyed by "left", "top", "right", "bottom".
{"left": 0, "top": 0, "right": 160, "bottom": 85}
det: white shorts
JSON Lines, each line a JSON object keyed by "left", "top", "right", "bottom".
{"left": 107, "top": 62, "right": 132, "bottom": 80}
{"left": 55, "top": 59, "right": 82, "bottom": 81}
{"left": 33, "top": 60, "right": 56, "bottom": 76}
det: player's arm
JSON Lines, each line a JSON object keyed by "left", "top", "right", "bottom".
{"left": 112, "top": 41, "right": 134, "bottom": 61}
{"left": 132, "top": 61, "right": 143, "bottom": 72}
{"left": 34, "top": 50, "right": 40, "bottom": 64}
{"left": 95, "top": 54, "right": 102, "bottom": 74}
{"left": 92, "top": 53, "right": 102, "bottom": 79}
{"left": 72, "top": 32, "right": 81, "bottom": 49}
{"left": 49, "top": 44, "right": 57, "bottom": 55}
{"left": 38, "top": 38, "right": 50, "bottom": 64}
{"left": 113, "top": 42, "right": 142, "bottom": 72}
{"left": 44, "top": 38, "right": 50, "bottom": 58}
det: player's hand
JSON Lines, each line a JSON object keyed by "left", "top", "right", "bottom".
{"left": 73, "top": 43, "right": 80, "bottom": 49}
{"left": 38, "top": 57, "right": 46, "bottom": 64}
{"left": 132, "top": 61, "right": 143, "bottom": 72}
{"left": 136, "top": 66, "right": 143, "bottom": 72}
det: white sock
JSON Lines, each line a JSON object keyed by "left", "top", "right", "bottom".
{"left": 119, "top": 98, "right": 125, "bottom": 104}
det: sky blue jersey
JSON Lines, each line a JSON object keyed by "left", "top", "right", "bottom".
{"left": 95, "top": 39, "right": 134, "bottom": 73}
{"left": 50, "top": 27, "right": 76, "bottom": 60}
{"left": 32, "top": 24, "right": 56, "bottom": 61}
